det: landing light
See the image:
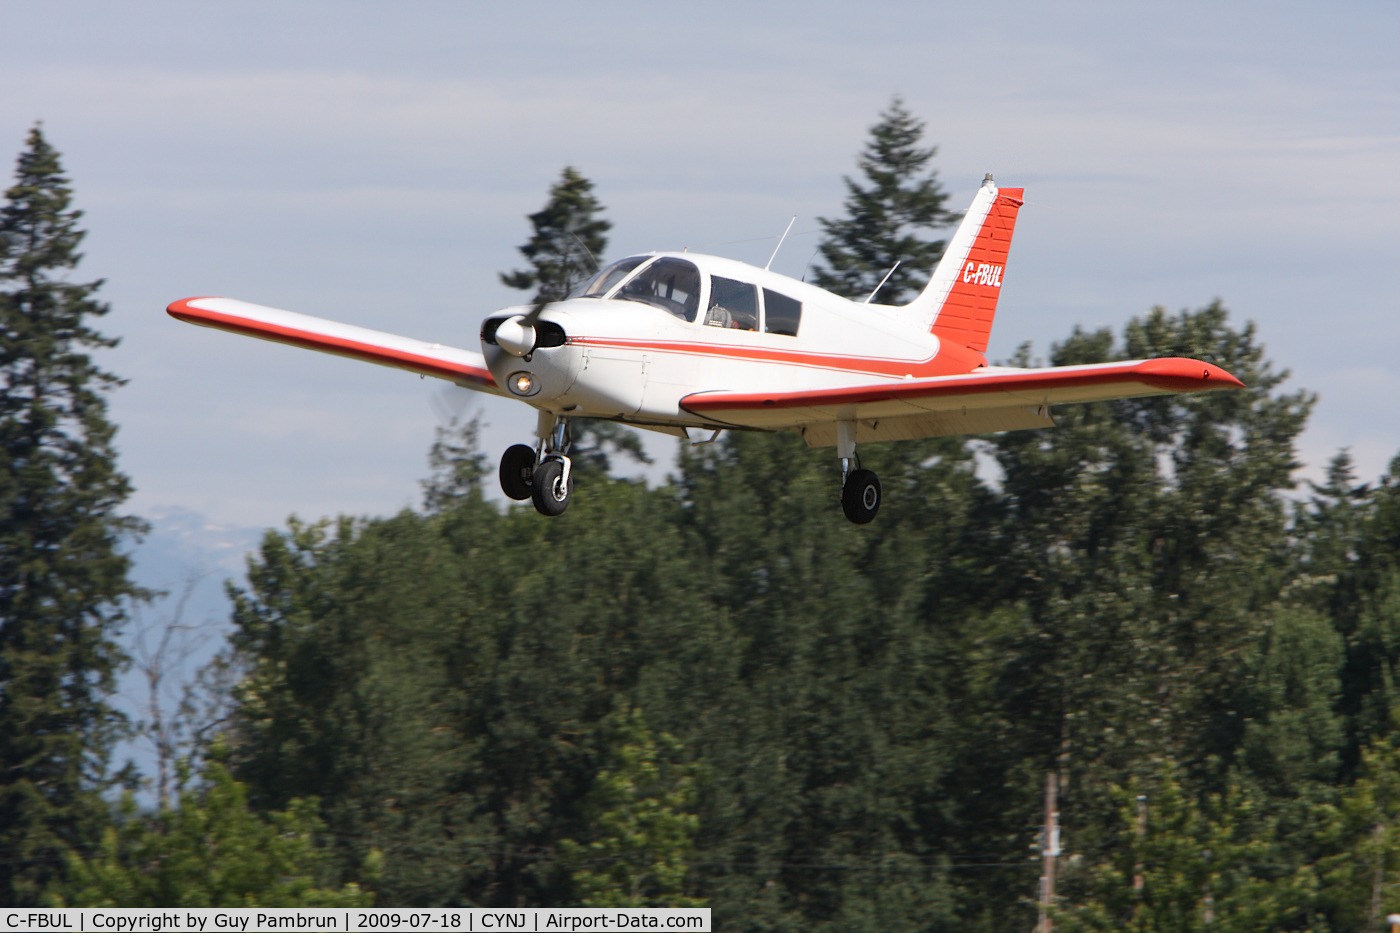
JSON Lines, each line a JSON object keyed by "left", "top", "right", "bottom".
{"left": 508, "top": 371, "right": 539, "bottom": 397}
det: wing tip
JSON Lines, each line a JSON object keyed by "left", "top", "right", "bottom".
{"left": 167, "top": 297, "right": 223, "bottom": 322}
{"left": 1136, "top": 357, "right": 1246, "bottom": 391}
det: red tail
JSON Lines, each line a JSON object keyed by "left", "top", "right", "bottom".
{"left": 928, "top": 187, "right": 1023, "bottom": 353}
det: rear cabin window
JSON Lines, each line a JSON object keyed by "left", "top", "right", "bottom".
{"left": 704, "top": 276, "right": 759, "bottom": 330}
{"left": 763, "top": 288, "right": 802, "bottom": 336}
{"left": 615, "top": 258, "right": 702, "bottom": 322}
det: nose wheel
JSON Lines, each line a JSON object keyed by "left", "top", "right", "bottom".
{"left": 531, "top": 458, "right": 573, "bottom": 516}
{"left": 500, "top": 415, "right": 574, "bottom": 516}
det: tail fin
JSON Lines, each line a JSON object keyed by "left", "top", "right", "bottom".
{"left": 899, "top": 175, "right": 1023, "bottom": 352}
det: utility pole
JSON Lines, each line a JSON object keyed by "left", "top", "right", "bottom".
{"left": 1037, "top": 772, "right": 1060, "bottom": 933}
{"left": 1134, "top": 794, "right": 1147, "bottom": 894}
{"left": 1372, "top": 823, "right": 1386, "bottom": 932}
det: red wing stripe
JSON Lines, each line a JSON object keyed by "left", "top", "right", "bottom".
{"left": 682, "top": 357, "right": 1244, "bottom": 414}
{"left": 167, "top": 298, "right": 497, "bottom": 389}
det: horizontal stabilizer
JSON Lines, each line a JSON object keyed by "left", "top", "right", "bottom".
{"left": 167, "top": 297, "right": 500, "bottom": 393}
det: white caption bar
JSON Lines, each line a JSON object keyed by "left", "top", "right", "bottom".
{"left": 1, "top": 909, "right": 711, "bottom": 933}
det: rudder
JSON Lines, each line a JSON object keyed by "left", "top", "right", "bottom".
{"left": 900, "top": 176, "right": 1024, "bottom": 352}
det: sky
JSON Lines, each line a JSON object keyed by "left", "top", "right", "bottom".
{"left": 2, "top": 1, "right": 1396, "bottom": 549}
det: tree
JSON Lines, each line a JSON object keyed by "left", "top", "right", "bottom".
{"left": 559, "top": 707, "right": 704, "bottom": 907}
{"left": 501, "top": 166, "right": 610, "bottom": 304}
{"left": 1314, "top": 720, "right": 1400, "bottom": 930}
{"left": 1056, "top": 767, "right": 1313, "bottom": 932}
{"left": 0, "top": 125, "right": 143, "bottom": 905}
{"left": 497, "top": 168, "right": 646, "bottom": 479}
{"left": 811, "top": 97, "right": 959, "bottom": 305}
{"left": 55, "top": 760, "right": 373, "bottom": 907}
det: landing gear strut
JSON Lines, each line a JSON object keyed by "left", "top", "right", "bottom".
{"left": 837, "top": 421, "right": 880, "bottom": 525}
{"left": 498, "top": 412, "right": 574, "bottom": 516}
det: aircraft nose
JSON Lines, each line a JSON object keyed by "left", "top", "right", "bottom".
{"left": 489, "top": 315, "right": 579, "bottom": 403}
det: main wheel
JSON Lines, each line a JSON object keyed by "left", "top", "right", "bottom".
{"left": 531, "top": 458, "right": 574, "bottom": 516}
{"left": 841, "top": 469, "right": 881, "bottom": 524}
{"left": 500, "top": 444, "right": 536, "bottom": 500}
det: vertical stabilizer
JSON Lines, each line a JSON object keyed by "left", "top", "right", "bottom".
{"left": 899, "top": 176, "right": 1024, "bottom": 351}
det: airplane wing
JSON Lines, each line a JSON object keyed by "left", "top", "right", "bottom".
{"left": 681, "top": 357, "right": 1244, "bottom": 447}
{"left": 167, "top": 297, "right": 501, "bottom": 394}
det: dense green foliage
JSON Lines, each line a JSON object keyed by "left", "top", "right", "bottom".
{"left": 55, "top": 761, "right": 373, "bottom": 907}
{"left": 192, "top": 301, "right": 1400, "bottom": 928}
{"left": 0, "top": 126, "right": 141, "bottom": 905}
{"left": 559, "top": 707, "right": 704, "bottom": 907}
{"left": 811, "top": 96, "right": 959, "bottom": 304}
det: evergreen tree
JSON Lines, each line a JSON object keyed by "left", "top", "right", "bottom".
{"left": 501, "top": 166, "right": 610, "bottom": 303}
{"left": 812, "top": 97, "right": 959, "bottom": 305}
{"left": 0, "top": 126, "right": 142, "bottom": 905}
{"left": 498, "top": 167, "right": 647, "bottom": 478}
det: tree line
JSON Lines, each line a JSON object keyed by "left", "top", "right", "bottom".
{"left": 4, "top": 102, "right": 1400, "bottom": 930}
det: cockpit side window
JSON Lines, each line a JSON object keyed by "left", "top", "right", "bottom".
{"left": 568, "top": 256, "right": 650, "bottom": 299}
{"left": 614, "top": 258, "right": 702, "bottom": 322}
{"left": 704, "top": 276, "right": 759, "bottom": 330}
{"left": 763, "top": 288, "right": 802, "bottom": 336}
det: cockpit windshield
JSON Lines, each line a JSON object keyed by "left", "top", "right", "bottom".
{"left": 613, "top": 258, "right": 703, "bottom": 322}
{"left": 567, "top": 256, "right": 650, "bottom": 299}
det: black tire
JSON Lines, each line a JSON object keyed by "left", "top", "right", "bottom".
{"left": 841, "top": 469, "right": 881, "bottom": 524}
{"left": 531, "top": 458, "right": 574, "bottom": 516}
{"left": 500, "top": 444, "right": 536, "bottom": 500}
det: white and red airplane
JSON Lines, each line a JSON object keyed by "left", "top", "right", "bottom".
{"left": 169, "top": 175, "right": 1243, "bottom": 524}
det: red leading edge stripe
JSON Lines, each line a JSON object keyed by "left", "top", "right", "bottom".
{"left": 166, "top": 298, "right": 497, "bottom": 389}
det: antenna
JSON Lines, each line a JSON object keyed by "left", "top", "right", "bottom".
{"left": 764, "top": 216, "right": 797, "bottom": 271}
{"left": 569, "top": 232, "right": 600, "bottom": 271}
{"left": 862, "top": 261, "right": 901, "bottom": 304}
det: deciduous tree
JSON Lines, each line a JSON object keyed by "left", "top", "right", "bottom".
{"left": 56, "top": 761, "right": 373, "bottom": 907}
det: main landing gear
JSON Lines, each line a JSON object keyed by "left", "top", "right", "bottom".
{"left": 499, "top": 413, "right": 574, "bottom": 516}
{"left": 503, "top": 415, "right": 882, "bottom": 524}
{"left": 837, "top": 421, "right": 881, "bottom": 525}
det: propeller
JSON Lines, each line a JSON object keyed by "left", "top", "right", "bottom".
{"left": 498, "top": 233, "right": 596, "bottom": 357}
{"left": 494, "top": 299, "right": 550, "bottom": 357}
{"left": 498, "top": 232, "right": 599, "bottom": 357}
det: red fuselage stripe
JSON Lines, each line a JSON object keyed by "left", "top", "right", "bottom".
{"left": 567, "top": 336, "right": 971, "bottom": 379}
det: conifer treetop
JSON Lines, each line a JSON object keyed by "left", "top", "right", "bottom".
{"left": 501, "top": 166, "right": 611, "bottom": 304}
{"left": 812, "top": 97, "right": 959, "bottom": 305}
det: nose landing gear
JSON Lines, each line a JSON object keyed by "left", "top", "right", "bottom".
{"left": 500, "top": 413, "right": 574, "bottom": 516}
{"left": 837, "top": 421, "right": 880, "bottom": 525}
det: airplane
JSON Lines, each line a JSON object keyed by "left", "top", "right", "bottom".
{"left": 167, "top": 174, "right": 1244, "bottom": 524}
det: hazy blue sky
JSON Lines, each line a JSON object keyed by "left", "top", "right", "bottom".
{"left": 3, "top": 0, "right": 1396, "bottom": 535}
